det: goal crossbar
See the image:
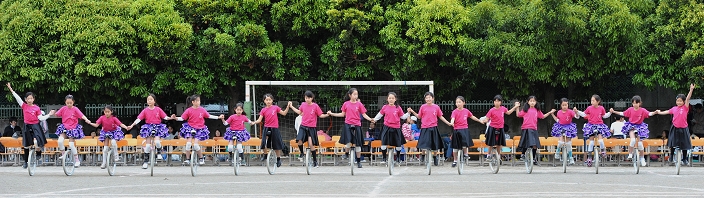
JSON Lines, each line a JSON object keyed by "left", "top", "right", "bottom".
{"left": 244, "top": 81, "right": 433, "bottom": 137}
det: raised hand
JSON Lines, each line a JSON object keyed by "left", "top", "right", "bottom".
{"left": 5, "top": 82, "right": 11, "bottom": 91}
{"left": 609, "top": 108, "right": 615, "bottom": 113}
{"left": 406, "top": 108, "right": 413, "bottom": 113}
{"left": 288, "top": 101, "right": 293, "bottom": 107}
{"left": 691, "top": 84, "right": 696, "bottom": 90}
{"left": 573, "top": 107, "right": 578, "bottom": 112}
{"left": 48, "top": 110, "right": 56, "bottom": 116}
{"left": 514, "top": 101, "right": 520, "bottom": 108}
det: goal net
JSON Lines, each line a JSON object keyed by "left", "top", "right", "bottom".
{"left": 244, "top": 81, "right": 433, "bottom": 142}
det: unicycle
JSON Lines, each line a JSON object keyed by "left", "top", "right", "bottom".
{"left": 105, "top": 134, "right": 117, "bottom": 176}
{"left": 388, "top": 147, "right": 395, "bottom": 175}
{"left": 149, "top": 129, "right": 157, "bottom": 176}
{"left": 27, "top": 144, "right": 37, "bottom": 176}
{"left": 305, "top": 148, "right": 312, "bottom": 175}
{"left": 525, "top": 147, "right": 534, "bottom": 174}
{"left": 425, "top": 150, "right": 432, "bottom": 175}
{"left": 674, "top": 147, "right": 681, "bottom": 175}
{"left": 559, "top": 130, "right": 568, "bottom": 173}
{"left": 62, "top": 149, "right": 75, "bottom": 176}
{"left": 233, "top": 151, "right": 241, "bottom": 176}
{"left": 457, "top": 149, "right": 465, "bottom": 175}
{"left": 266, "top": 149, "right": 277, "bottom": 175}
{"left": 488, "top": 147, "right": 500, "bottom": 174}
{"left": 349, "top": 147, "right": 355, "bottom": 176}
{"left": 189, "top": 130, "right": 198, "bottom": 177}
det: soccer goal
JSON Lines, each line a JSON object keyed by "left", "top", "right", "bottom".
{"left": 244, "top": 81, "right": 434, "bottom": 140}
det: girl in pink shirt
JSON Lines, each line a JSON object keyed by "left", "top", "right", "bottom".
{"left": 328, "top": 88, "right": 374, "bottom": 168}
{"left": 611, "top": 95, "right": 657, "bottom": 166}
{"left": 373, "top": 92, "right": 410, "bottom": 163}
{"left": 128, "top": 94, "right": 176, "bottom": 169}
{"left": 6, "top": 82, "right": 55, "bottom": 169}
{"left": 252, "top": 93, "right": 291, "bottom": 167}
{"left": 222, "top": 103, "right": 253, "bottom": 164}
{"left": 448, "top": 96, "right": 484, "bottom": 167}
{"left": 88, "top": 105, "right": 131, "bottom": 169}
{"left": 54, "top": 95, "right": 93, "bottom": 167}
{"left": 483, "top": 95, "right": 520, "bottom": 160}
{"left": 408, "top": 92, "right": 452, "bottom": 166}
{"left": 550, "top": 98, "right": 579, "bottom": 165}
{"left": 516, "top": 96, "right": 555, "bottom": 166}
{"left": 655, "top": 84, "right": 695, "bottom": 165}
{"left": 174, "top": 94, "right": 224, "bottom": 165}
{"left": 289, "top": 91, "right": 330, "bottom": 168}
{"left": 574, "top": 94, "right": 612, "bottom": 163}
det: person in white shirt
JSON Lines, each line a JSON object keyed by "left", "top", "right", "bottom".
{"left": 610, "top": 115, "right": 626, "bottom": 139}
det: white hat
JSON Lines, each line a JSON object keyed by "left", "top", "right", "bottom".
{"left": 411, "top": 116, "right": 417, "bottom": 122}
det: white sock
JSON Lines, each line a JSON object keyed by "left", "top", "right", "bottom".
{"left": 145, "top": 144, "right": 151, "bottom": 153}
{"left": 557, "top": 141, "right": 564, "bottom": 153}
{"left": 58, "top": 136, "right": 65, "bottom": 151}
{"left": 227, "top": 144, "right": 234, "bottom": 152}
{"left": 598, "top": 139, "right": 605, "bottom": 149}
{"left": 236, "top": 144, "right": 243, "bottom": 153}
{"left": 68, "top": 142, "right": 77, "bottom": 155}
{"left": 588, "top": 140, "right": 594, "bottom": 152}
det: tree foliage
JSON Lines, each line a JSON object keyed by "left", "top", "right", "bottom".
{"left": 1, "top": 0, "right": 702, "bottom": 105}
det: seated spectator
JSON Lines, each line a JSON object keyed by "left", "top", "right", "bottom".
{"left": 3, "top": 117, "right": 22, "bottom": 137}
{"left": 610, "top": 115, "right": 626, "bottom": 139}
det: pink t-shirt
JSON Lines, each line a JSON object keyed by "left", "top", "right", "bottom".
{"left": 22, "top": 103, "right": 42, "bottom": 124}
{"left": 97, "top": 115, "right": 123, "bottom": 131}
{"left": 623, "top": 107, "right": 650, "bottom": 124}
{"left": 299, "top": 103, "right": 323, "bottom": 128}
{"left": 182, "top": 107, "right": 210, "bottom": 129}
{"left": 226, "top": 114, "right": 249, "bottom": 130}
{"left": 451, "top": 108, "right": 473, "bottom": 130}
{"left": 418, "top": 104, "right": 443, "bottom": 128}
{"left": 260, "top": 105, "right": 282, "bottom": 128}
{"left": 341, "top": 101, "right": 367, "bottom": 126}
{"left": 55, "top": 106, "right": 85, "bottom": 130}
{"left": 137, "top": 106, "right": 168, "bottom": 124}
{"left": 584, "top": 106, "right": 606, "bottom": 124}
{"left": 487, "top": 106, "right": 508, "bottom": 129}
{"left": 518, "top": 108, "right": 544, "bottom": 130}
{"left": 669, "top": 105, "right": 689, "bottom": 128}
{"left": 556, "top": 109, "right": 575, "bottom": 125}
{"left": 380, "top": 105, "right": 404, "bottom": 128}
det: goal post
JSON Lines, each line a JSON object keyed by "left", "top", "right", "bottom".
{"left": 244, "top": 81, "right": 434, "bottom": 140}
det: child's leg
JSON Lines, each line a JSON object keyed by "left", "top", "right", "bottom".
{"left": 69, "top": 138, "right": 79, "bottom": 165}
{"left": 566, "top": 139, "right": 573, "bottom": 162}
{"left": 628, "top": 130, "right": 636, "bottom": 158}
{"left": 155, "top": 136, "right": 162, "bottom": 148}
{"left": 144, "top": 136, "right": 153, "bottom": 164}
{"left": 185, "top": 137, "right": 193, "bottom": 160}
{"left": 227, "top": 140, "right": 234, "bottom": 153}
{"left": 58, "top": 134, "right": 66, "bottom": 153}
{"left": 101, "top": 138, "right": 110, "bottom": 167}
{"left": 308, "top": 136, "right": 317, "bottom": 163}
{"left": 236, "top": 141, "right": 244, "bottom": 158}
{"left": 381, "top": 145, "right": 388, "bottom": 161}
{"left": 556, "top": 137, "right": 564, "bottom": 158}
{"left": 587, "top": 136, "right": 595, "bottom": 158}
{"left": 110, "top": 139, "right": 118, "bottom": 160}
{"left": 598, "top": 134, "right": 606, "bottom": 154}
{"left": 194, "top": 139, "right": 202, "bottom": 159}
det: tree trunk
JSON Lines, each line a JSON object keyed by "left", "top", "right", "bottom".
{"left": 543, "top": 84, "right": 555, "bottom": 111}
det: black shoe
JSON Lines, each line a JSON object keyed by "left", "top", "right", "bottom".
{"left": 260, "top": 156, "right": 267, "bottom": 161}
{"left": 433, "top": 156, "right": 439, "bottom": 166}
{"left": 22, "top": 162, "right": 27, "bottom": 169}
{"left": 357, "top": 162, "right": 362, "bottom": 168}
{"left": 276, "top": 159, "right": 282, "bottom": 167}
{"left": 313, "top": 161, "right": 319, "bottom": 168}
{"left": 533, "top": 161, "right": 538, "bottom": 165}
{"left": 452, "top": 162, "right": 457, "bottom": 167}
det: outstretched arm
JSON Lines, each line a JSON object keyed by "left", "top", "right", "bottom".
{"left": 506, "top": 102, "right": 520, "bottom": 115}
{"left": 686, "top": 84, "right": 695, "bottom": 108}
{"left": 7, "top": 83, "right": 24, "bottom": 106}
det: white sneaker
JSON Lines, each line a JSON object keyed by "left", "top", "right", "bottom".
{"left": 640, "top": 158, "right": 647, "bottom": 167}
{"left": 183, "top": 160, "right": 190, "bottom": 165}
{"left": 142, "top": 163, "right": 148, "bottom": 169}
{"left": 554, "top": 152, "right": 560, "bottom": 160}
{"left": 569, "top": 158, "right": 575, "bottom": 165}
{"left": 59, "top": 151, "right": 67, "bottom": 160}
{"left": 157, "top": 155, "right": 163, "bottom": 160}
{"left": 627, "top": 154, "right": 633, "bottom": 160}
{"left": 100, "top": 163, "right": 106, "bottom": 169}
{"left": 74, "top": 158, "right": 80, "bottom": 167}
{"left": 199, "top": 159, "right": 205, "bottom": 165}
